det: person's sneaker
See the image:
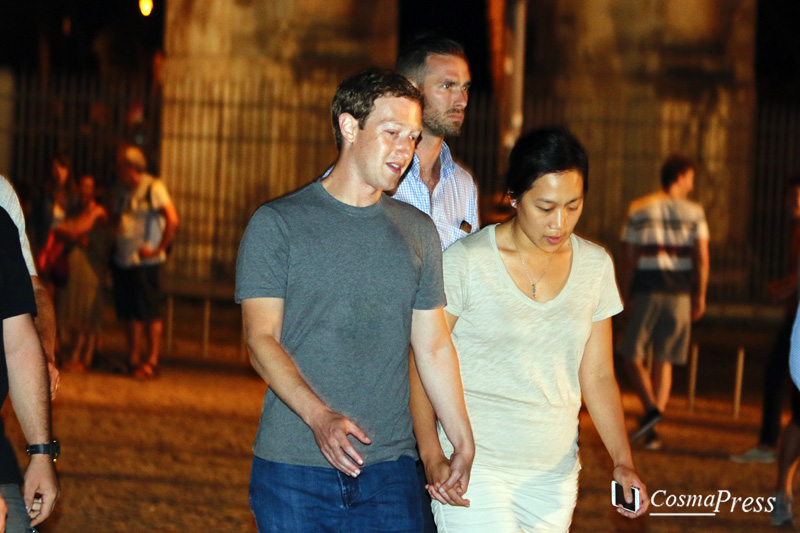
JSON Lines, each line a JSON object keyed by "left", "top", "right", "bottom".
{"left": 630, "top": 408, "right": 663, "bottom": 441}
{"left": 771, "top": 493, "right": 794, "bottom": 527}
{"left": 730, "top": 446, "right": 777, "bottom": 464}
{"left": 643, "top": 429, "right": 662, "bottom": 450}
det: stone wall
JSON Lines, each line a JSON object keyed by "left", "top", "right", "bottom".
{"left": 159, "top": 0, "right": 397, "bottom": 283}
{"left": 525, "top": 0, "right": 756, "bottom": 261}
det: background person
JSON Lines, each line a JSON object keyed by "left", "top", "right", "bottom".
{"left": 618, "top": 155, "right": 710, "bottom": 449}
{"left": 110, "top": 144, "right": 178, "bottom": 379}
{"left": 1, "top": 206, "right": 61, "bottom": 531}
{"left": 0, "top": 176, "right": 60, "bottom": 398}
{"left": 732, "top": 176, "right": 800, "bottom": 465}
{"left": 393, "top": 35, "right": 479, "bottom": 251}
{"left": 54, "top": 175, "right": 108, "bottom": 372}
{"left": 411, "top": 127, "right": 648, "bottom": 532}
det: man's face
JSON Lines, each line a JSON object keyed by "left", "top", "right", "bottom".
{"left": 420, "top": 54, "right": 471, "bottom": 137}
{"left": 350, "top": 96, "right": 422, "bottom": 193}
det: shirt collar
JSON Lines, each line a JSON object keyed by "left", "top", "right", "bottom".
{"left": 407, "top": 140, "right": 456, "bottom": 184}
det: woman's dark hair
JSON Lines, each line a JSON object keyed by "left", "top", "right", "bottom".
{"left": 506, "top": 126, "right": 588, "bottom": 200}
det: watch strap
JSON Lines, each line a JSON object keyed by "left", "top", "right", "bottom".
{"left": 26, "top": 439, "right": 60, "bottom": 461}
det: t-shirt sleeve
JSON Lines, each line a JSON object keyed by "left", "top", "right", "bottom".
{"left": 0, "top": 176, "right": 37, "bottom": 275}
{"left": 593, "top": 251, "right": 623, "bottom": 322}
{"left": 412, "top": 219, "right": 446, "bottom": 310}
{"left": 695, "top": 206, "right": 709, "bottom": 241}
{"left": 442, "top": 239, "right": 469, "bottom": 317}
{"left": 235, "top": 205, "right": 290, "bottom": 303}
{"left": 1, "top": 211, "right": 36, "bottom": 320}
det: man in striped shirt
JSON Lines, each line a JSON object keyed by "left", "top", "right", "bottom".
{"left": 618, "top": 155, "right": 710, "bottom": 449}
{"left": 393, "top": 36, "right": 479, "bottom": 251}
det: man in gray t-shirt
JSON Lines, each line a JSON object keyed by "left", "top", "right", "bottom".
{"left": 236, "top": 69, "right": 474, "bottom": 532}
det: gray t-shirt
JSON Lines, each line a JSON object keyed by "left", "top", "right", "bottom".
{"left": 236, "top": 178, "right": 445, "bottom": 468}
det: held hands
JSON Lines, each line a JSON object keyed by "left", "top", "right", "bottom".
{"left": 308, "top": 408, "right": 371, "bottom": 477}
{"left": 423, "top": 451, "right": 473, "bottom": 507}
{"left": 613, "top": 464, "right": 648, "bottom": 519}
{"left": 24, "top": 455, "right": 60, "bottom": 526}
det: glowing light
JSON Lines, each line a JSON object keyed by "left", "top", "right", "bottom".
{"left": 139, "top": 0, "right": 153, "bottom": 17}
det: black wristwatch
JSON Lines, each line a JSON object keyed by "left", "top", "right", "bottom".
{"left": 26, "top": 439, "right": 60, "bottom": 462}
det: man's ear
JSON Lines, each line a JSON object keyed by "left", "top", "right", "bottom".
{"left": 338, "top": 113, "right": 359, "bottom": 145}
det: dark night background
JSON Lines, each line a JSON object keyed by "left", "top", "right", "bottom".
{"left": 0, "top": 0, "right": 799, "bottom": 95}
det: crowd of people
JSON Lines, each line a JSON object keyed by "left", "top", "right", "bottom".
{"left": 0, "top": 142, "right": 178, "bottom": 531}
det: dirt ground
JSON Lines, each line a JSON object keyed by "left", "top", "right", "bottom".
{"left": 1, "top": 309, "right": 794, "bottom": 532}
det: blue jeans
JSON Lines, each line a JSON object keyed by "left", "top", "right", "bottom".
{"left": 250, "top": 455, "right": 423, "bottom": 533}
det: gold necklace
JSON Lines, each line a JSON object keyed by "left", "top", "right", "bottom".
{"left": 512, "top": 221, "right": 555, "bottom": 299}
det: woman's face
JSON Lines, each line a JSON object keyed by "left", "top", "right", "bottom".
{"left": 515, "top": 169, "right": 584, "bottom": 251}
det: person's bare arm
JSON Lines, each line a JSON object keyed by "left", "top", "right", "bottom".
{"left": 140, "top": 202, "right": 178, "bottom": 260}
{"left": 242, "top": 297, "right": 371, "bottom": 476}
{"left": 53, "top": 205, "right": 107, "bottom": 242}
{"left": 409, "top": 310, "right": 470, "bottom": 506}
{"left": 692, "top": 238, "right": 709, "bottom": 321}
{"left": 30, "top": 276, "right": 59, "bottom": 398}
{"left": 4, "top": 313, "right": 60, "bottom": 526}
{"left": 410, "top": 307, "right": 474, "bottom": 498}
{"left": 579, "top": 317, "right": 648, "bottom": 518}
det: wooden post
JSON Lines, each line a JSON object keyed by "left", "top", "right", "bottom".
{"left": 203, "top": 298, "right": 211, "bottom": 359}
{"left": 688, "top": 343, "right": 699, "bottom": 413}
{"left": 166, "top": 295, "right": 174, "bottom": 355}
{"left": 733, "top": 347, "right": 745, "bottom": 418}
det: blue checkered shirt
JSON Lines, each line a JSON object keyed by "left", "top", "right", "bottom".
{"left": 392, "top": 142, "right": 479, "bottom": 251}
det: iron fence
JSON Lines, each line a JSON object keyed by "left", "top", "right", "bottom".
{"left": 2, "top": 72, "right": 797, "bottom": 312}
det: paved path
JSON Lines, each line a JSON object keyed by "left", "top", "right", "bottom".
{"left": 1, "top": 363, "right": 788, "bottom": 532}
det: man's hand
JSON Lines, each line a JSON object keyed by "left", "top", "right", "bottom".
{"left": 1, "top": 492, "right": 7, "bottom": 532}
{"left": 138, "top": 245, "right": 157, "bottom": 260}
{"left": 613, "top": 464, "right": 649, "bottom": 519}
{"left": 47, "top": 362, "right": 60, "bottom": 400}
{"left": 423, "top": 453, "right": 471, "bottom": 507}
{"left": 308, "top": 408, "right": 371, "bottom": 477}
{"left": 24, "top": 455, "right": 60, "bottom": 526}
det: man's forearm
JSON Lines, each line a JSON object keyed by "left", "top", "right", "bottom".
{"left": 409, "top": 349, "right": 447, "bottom": 464}
{"left": 414, "top": 343, "right": 473, "bottom": 454}
{"left": 246, "top": 329, "right": 331, "bottom": 426}
{"left": 5, "top": 314, "right": 52, "bottom": 444}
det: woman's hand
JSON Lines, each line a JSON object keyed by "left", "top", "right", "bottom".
{"left": 424, "top": 454, "right": 470, "bottom": 507}
{"left": 613, "top": 464, "right": 649, "bottom": 518}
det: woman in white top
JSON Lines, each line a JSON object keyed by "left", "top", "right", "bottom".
{"left": 410, "top": 127, "right": 648, "bottom": 532}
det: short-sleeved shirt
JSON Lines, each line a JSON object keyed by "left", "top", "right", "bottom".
{"left": 1, "top": 207, "right": 37, "bottom": 485}
{"left": 437, "top": 226, "right": 622, "bottom": 474}
{"left": 621, "top": 193, "right": 709, "bottom": 293}
{"left": 236, "top": 178, "right": 445, "bottom": 468}
{"left": 0, "top": 175, "right": 37, "bottom": 275}
{"left": 113, "top": 174, "right": 173, "bottom": 267}
{"left": 392, "top": 142, "right": 479, "bottom": 251}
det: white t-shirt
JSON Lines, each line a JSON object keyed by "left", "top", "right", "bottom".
{"left": 114, "top": 174, "right": 173, "bottom": 267}
{"left": 438, "top": 225, "right": 623, "bottom": 474}
{"left": 0, "top": 175, "right": 37, "bottom": 275}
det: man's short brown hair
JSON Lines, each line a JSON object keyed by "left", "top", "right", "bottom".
{"left": 331, "top": 68, "right": 422, "bottom": 150}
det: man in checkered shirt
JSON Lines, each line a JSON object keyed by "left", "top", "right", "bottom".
{"left": 394, "top": 36, "right": 479, "bottom": 251}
